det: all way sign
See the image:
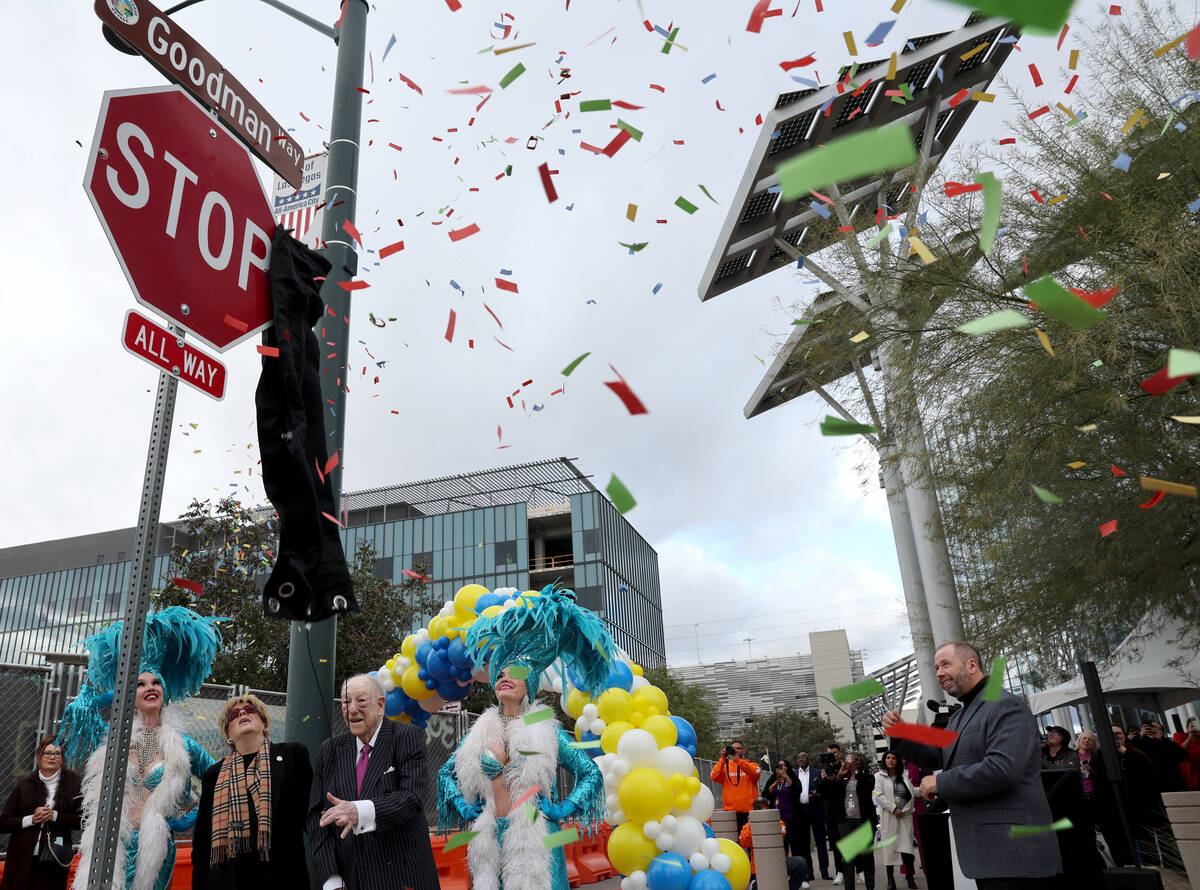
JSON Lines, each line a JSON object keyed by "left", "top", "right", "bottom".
{"left": 122, "top": 310, "right": 226, "bottom": 400}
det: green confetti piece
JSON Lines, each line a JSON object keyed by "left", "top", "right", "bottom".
{"left": 836, "top": 820, "right": 876, "bottom": 862}
{"left": 982, "top": 657, "right": 1007, "bottom": 700}
{"left": 942, "top": 0, "right": 1075, "bottom": 35}
{"left": 675, "top": 196, "right": 699, "bottom": 214}
{"left": 303, "top": 714, "right": 311, "bottom": 722}
{"left": 661, "top": 27, "right": 679, "bottom": 54}
{"left": 1010, "top": 818, "right": 1073, "bottom": 837}
{"left": 975, "top": 171, "right": 1002, "bottom": 255}
{"left": 504, "top": 164, "right": 512, "bottom": 176}
{"left": 820, "top": 415, "right": 877, "bottom": 437}
{"left": 698, "top": 184, "right": 719, "bottom": 203}
{"left": 570, "top": 740, "right": 603, "bottom": 748}
{"left": 955, "top": 309, "right": 1030, "bottom": 336}
{"left": 1031, "top": 485, "right": 1063, "bottom": 504}
{"left": 618, "top": 241, "right": 649, "bottom": 252}
{"left": 1025, "top": 277, "right": 1107, "bottom": 330}
{"left": 606, "top": 474, "right": 637, "bottom": 514}
{"left": 1167, "top": 348, "right": 1200, "bottom": 378}
{"left": 868, "top": 835, "right": 898, "bottom": 852}
{"left": 1092, "top": 359, "right": 1104, "bottom": 367}
{"left": 900, "top": 83, "right": 914, "bottom": 101}
{"left": 617, "top": 119, "right": 644, "bottom": 142}
{"left": 508, "top": 665, "right": 531, "bottom": 680}
{"left": 445, "top": 830, "right": 479, "bottom": 851}
{"left": 865, "top": 223, "right": 894, "bottom": 248}
{"left": 831, "top": 678, "right": 885, "bottom": 705}
{"left": 562, "top": 352, "right": 591, "bottom": 376}
{"left": 776, "top": 123, "right": 918, "bottom": 201}
{"left": 527, "top": 801, "right": 538, "bottom": 822}
{"left": 544, "top": 827, "right": 580, "bottom": 849}
{"left": 523, "top": 707, "right": 555, "bottom": 725}
{"left": 517, "top": 750, "right": 542, "bottom": 756}
{"left": 579, "top": 99, "right": 612, "bottom": 112}
{"left": 498, "top": 63, "right": 526, "bottom": 89}
{"left": 791, "top": 318, "right": 823, "bottom": 325}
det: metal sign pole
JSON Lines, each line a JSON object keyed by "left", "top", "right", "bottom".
{"left": 86, "top": 329, "right": 182, "bottom": 890}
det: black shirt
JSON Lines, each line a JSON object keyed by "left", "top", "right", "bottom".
{"left": 957, "top": 675, "right": 987, "bottom": 709}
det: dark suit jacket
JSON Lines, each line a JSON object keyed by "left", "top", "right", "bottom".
{"left": 0, "top": 769, "right": 82, "bottom": 890}
{"left": 796, "top": 766, "right": 825, "bottom": 819}
{"left": 306, "top": 720, "right": 439, "bottom": 890}
{"left": 192, "top": 741, "right": 313, "bottom": 890}
{"left": 892, "top": 688, "right": 1061, "bottom": 880}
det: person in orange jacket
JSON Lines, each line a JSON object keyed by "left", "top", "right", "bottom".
{"left": 711, "top": 740, "right": 761, "bottom": 831}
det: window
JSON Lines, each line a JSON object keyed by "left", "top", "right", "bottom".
{"left": 373, "top": 557, "right": 393, "bottom": 580}
{"left": 582, "top": 528, "right": 600, "bottom": 555}
{"left": 495, "top": 541, "right": 518, "bottom": 567}
{"left": 413, "top": 552, "right": 433, "bottom": 575}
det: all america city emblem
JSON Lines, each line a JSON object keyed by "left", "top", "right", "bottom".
{"left": 109, "top": 0, "right": 139, "bottom": 25}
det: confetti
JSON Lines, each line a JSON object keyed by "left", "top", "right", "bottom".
{"left": 445, "top": 831, "right": 478, "bottom": 851}
{"left": 843, "top": 31, "right": 858, "bottom": 55}
{"left": 1166, "top": 348, "right": 1200, "bottom": 379}
{"left": 1011, "top": 819, "right": 1073, "bottom": 837}
{"left": 941, "top": 0, "right": 1075, "bottom": 34}
{"left": 1100, "top": 520, "right": 1118, "bottom": 538}
{"left": 604, "top": 368, "right": 649, "bottom": 415}
{"left": 831, "top": 678, "right": 885, "bottom": 705}
{"left": 223, "top": 314, "right": 249, "bottom": 332}
{"left": 675, "top": 196, "right": 699, "bottom": 214}
{"left": 544, "top": 828, "right": 579, "bottom": 850}
{"left": 562, "top": 353, "right": 591, "bottom": 376}
{"left": 956, "top": 309, "right": 1029, "bottom": 336}
{"left": 172, "top": 577, "right": 203, "bottom": 595}
{"left": 820, "top": 415, "right": 877, "bottom": 436}
{"left": 746, "top": 0, "right": 782, "bottom": 33}
{"left": 776, "top": 124, "right": 916, "bottom": 201}
{"left": 885, "top": 723, "right": 959, "bottom": 748}
{"left": 402, "top": 568, "right": 433, "bottom": 582}
{"left": 835, "top": 820, "right": 876, "bottom": 862}
{"left": 449, "top": 223, "right": 481, "bottom": 241}
{"left": 498, "top": 63, "right": 526, "bottom": 88}
{"left": 606, "top": 474, "right": 637, "bottom": 513}
{"left": 626, "top": 203, "right": 638, "bottom": 221}
{"left": 538, "top": 163, "right": 559, "bottom": 202}
{"left": 256, "top": 345, "right": 280, "bottom": 358}
{"left": 523, "top": 708, "right": 555, "bottom": 725}
{"left": 1139, "top": 368, "right": 1191, "bottom": 395}
{"left": 379, "top": 240, "right": 405, "bottom": 259}
{"left": 849, "top": 330, "right": 871, "bottom": 343}
{"left": 444, "top": 309, "right": 457, "bottom": 343}
{"left": 1025, "top": 277, "right": 1106, "bottom": 329}
{"left": 982, "top": 658, "right": 1007, "bottom": 700}
{"left": 580, "top": 99, "right": 611, "bottom": 112}
{"left": 1031, "top": 485, "right": 1063, "bottom": 504}
{"left": 1139, "top": 476, "right": 1198, "bottom": 498}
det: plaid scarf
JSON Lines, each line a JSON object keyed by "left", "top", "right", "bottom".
{"left": 210, "top": 739, "right": 272, "bottom": 865}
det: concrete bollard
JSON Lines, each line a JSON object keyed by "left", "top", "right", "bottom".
{"left": 749, "top": 808, "right": 788, "bottom": 890}
{"left": 712, "top": 810, "right": 740, "bottom": 843}
{"left": 1163, "top": 790, "right": 1200, "bottom": 890}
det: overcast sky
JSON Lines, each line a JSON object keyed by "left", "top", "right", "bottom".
{"left": 0, "top": 0, "right": 1110, "bottom": 672}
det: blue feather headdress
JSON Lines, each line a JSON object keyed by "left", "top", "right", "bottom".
{"left": 464, "top": 584, "right": 616, "bottom": 699}
{"left": 58, "top": 607, "right": 224, "bottom": 766}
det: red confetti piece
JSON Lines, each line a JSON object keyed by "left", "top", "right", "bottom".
{"left": 1064, "top": 75, "right": 1078, "bottom": 94}
{"left": 494, "top": 278, "right": 519, "bottom": 294}
{"left": 1067, "top": 286, "right": 1118, "bottom": 308}
{"left": 612, "top": 101, "right": 645, "bottom": 110}
{"left": 321, "top": 511, "right": 346, "bottom": 528}
{"left": 944, "top": 182, "right": 984, "bottom": 197}
{"left": 1139, "top": 490, "right": 1165, "bottom": 509}
{"left": 948, "top": 88, "right": 970, "bottom": 108}
{"left": 1188, "top": 21, "right": 1200, "bottom": 61}
{"left": 445, "top": 0, "right": 462, "bottom": 9}
{"left": 342, "top": 219, "right": 364, "bottom": 249}
{"left": 1057, "top": 23, "right": 1069, "bottom": 49}
{"left": 172, "top": 577, "right": 203, "bottom": 595}
{"left": 324, "top": 451, "right": 340, "bottom": 478}
{"left": 483, "top": 303, "right": 504, "bottom": 329}
{"left": 379, "top": 240, "right": 405, "bottom": 259}
{"left": 1112, "top": 464, "right": 1126, "bottom": 477}
{"left": 1030, "top": 189, "right": 1044, "bottom": 203}
{"left": 780, "top": 56, "right": 816, "bottom": 70}
{"left": 256, "top": 345, "right": 280, "bottom": 357}
{"left": 1139, "top": 368, "right": 1191, "bottom": 395}
{"left": 604, "top": 366, "right": 649, "bottom": 415}
{"left": 1029, "top": 106, "right": 1050, "bottom": 119}
{"left": 1099, "top": 519, "right": 1118, "bottom": 538}
{"left": 1028, "top": 63, "right": 1043, "bottom": 87}
{"left": 885, "top": 723, "right": 959, "bottom": 748}
{"left": 449, "top": 223, "right": 481, "bottom": 241}
{"left": 746, "top": 0, "right": 782, "bottom": 32}
{"left": 339, "top": 279, "right": 370, "bottom": 291}
{"left": 715, "top": 99, "right": 725, "bottom": 111}
{"left": 444, "top": 309, "right": 457, "bottom": 342}
{"left": 335, "top": 0, "right": 347, "bottom": 29}
{"left": 538, "top": 162, "right": 559, "bottom": 202}
{"left": 493, "top": 336, "right": 513, "bottom": 351}
{"left": 1108, "top": 4, "right": 1120, "bottom": 13}
{"left": 650, "top": 83, "right": 666, "bottom": 92}
{"left": 388, "top": 142, "right": 403, "bottom": 152}
{"left": 446, "top": 85, "right": 493, "bottom": 95}
{"left": 398, "top": 72, "right": 423, "bottom": 94}
{"left": 355, "top": 87, "right": 370, "bottom": 94}
{"left": 402, "top": 568, "right": 433, "bottom": 582}
{"left": 300, "top": 112, "right": 311, "bottom": 121}
{"left": 223, "top": 314, "right": 249, "bottom": 332}
{"left": 999, "top": 137, "right": 1016, "bottom": 145}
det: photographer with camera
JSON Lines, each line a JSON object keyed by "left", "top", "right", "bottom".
{"left": 710, "top": 740, "right": 760, "bottom": 831}
{"left": 821, "top": 752, "right": 878, "bottom": 890}
{"left": 818, "top": 744, "right": 848, "bottom": 883}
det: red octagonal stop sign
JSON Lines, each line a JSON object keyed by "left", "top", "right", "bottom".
{"left": 85, "top": 85, "right": 277, "bottom": 353}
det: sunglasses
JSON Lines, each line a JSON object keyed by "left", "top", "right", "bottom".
{"left": 41, "top": 750, "right": 62, "bottom": 758}
{"left": 226, "top": 703, "right": 260, "bottom": 725}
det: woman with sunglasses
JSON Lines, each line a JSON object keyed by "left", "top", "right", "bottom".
{"left": 192, "top": 694, "right": 314, "bottom": 890}
{"left": 763, "top": 759, "right": 802, "bottom": 856}
{"left": 0, "top": 737, "right": 82, "bottom": 890}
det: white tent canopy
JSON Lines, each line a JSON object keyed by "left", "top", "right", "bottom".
{"left": 1027, "top": 617, "right": 1200, "bottom": 715}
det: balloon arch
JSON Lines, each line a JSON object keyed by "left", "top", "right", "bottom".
{"left": 375, "top": 584, "right": 753, "bottom": 890}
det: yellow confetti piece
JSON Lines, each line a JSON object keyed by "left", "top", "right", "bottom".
{"left": 1170, "top": 415, "right": 1200, "bottom": 424}
{"left": 1077, "top": 424, "right": 1098, "bottom": 431}
{"left": 844, "top": 31, "right": 857, "bottom": 56}
{"left": 886, "top": 52, "right": 898, "bottom": 81}
{"left": 1067, "top": 461, "right": 1087, "bottom": 469}
{"left": 906, "top": 235, "right": 937, "bottom": 264}
{"left": 188, "top": 422, "right": 198, "bottom": 429}
{"left": 1069, "top": 49, "right": 1079, "bottom": 70}
{"left": 753, "top": 353, "right": 765, "bottom": 365}
{"left": 972, "top": 91, "right": 996, "bottom": 102}
{"left": 1056, "top": 102, "right": 1077, "bottom": 121}
{"left": 849, "top": 330, "right": 871, "bottom": 343}
{"left": 1047, "top": 194, "right": 1069, "bottom": 205}
{"left": 960, "top": 41, "right": 989, "bottom": 61}
{"left": 1139, "top": 476, "right": 1198, "bottom": 498}
{"left": 1157, "top": 172, "right": 1172, "bottom": 180}
{"left": 1153, "top": 32, "right": 1189, "bottom": 58}
{"left": 1120, "top": 109, "right": 1146, "bottom": 134}
{"left": 626, "top": 203, "right": 637, "bottom": 221}
{"left": 891, "top": 0, "right": 907, "bottom": 10}
{"left": 1035, "top": 328, "right": 1054, "bottom": 356}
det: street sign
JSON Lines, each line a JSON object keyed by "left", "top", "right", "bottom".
{"left": 121, "top": 309, "right": 226, "bottom": 400}
{"left": 85, "top": 85, "right": 277, "bottom": 353}
{"left": 95, "top": 0, "right": 305, "bottom": 189}
{"left": 273, "top": 152, "right": 327, "bottom": 249}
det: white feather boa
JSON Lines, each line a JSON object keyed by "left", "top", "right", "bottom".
{"left": 74, "top": 707, "right": 192, "bottom": 890}
{"left": 455, "top": 702, "right": 562, "bottom": 890}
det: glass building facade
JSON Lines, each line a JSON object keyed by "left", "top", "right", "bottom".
{"left": 0, "top": 458, "right": 666, "bottom": 669}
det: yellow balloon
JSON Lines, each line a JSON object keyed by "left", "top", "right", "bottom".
{"left": 519, "top": 589, "right": 540, "bottom": 608}
{"left": 641, "top": 714, "right": 678, "bottom": 749}
{"left": 480, "top": 604, "right": 504, "bottom": 618}
{"left": 607, "top": 822, "right": 660, "bottom": 876}
{"left": 566, "top": 688, "right": 592, "bottom": 719}
{"left": 686, "top": 776, "right": 702, "bottom": 795}
{"left": 717, "top": 839, "right": 752, "bottom": 890}
{"left": 617, "top": 767, "right": 673, "bottom": 824}
{"left": 630, "top": 662, "right": 644, "bottom": 677}
{"left": 428, "top": 615, "right": 448, "bottom": 640}
{"left": 629, "top": 712, "right": 645, "bottom": 728}
{"left": 401, "top": 664, "right": 434, "bottom": 700}
{"left": 574, "top": 722, "right": 584, "bottom": 742}
{"left": 674, "top": 792, "right": 691, "bottom": 810}
{"left": 389, "top": 665, "right": 405, "bottom": 686}
{"left": 600, "top": 720, "right": 633, "bottom": 755}
{"left": 669, "top": 775, "right": 687, "bottom": 791}
{"left": 400, "top": 635, "right": 417, "bottom": 660}
{"left": 597, "top": 688, "right": 633, "bottom": 724}
{"left": 454, "top": 584, "right": 488, "bottom": 613}
{"left": 631, "top": 685, "right": 669, "bottom": 719}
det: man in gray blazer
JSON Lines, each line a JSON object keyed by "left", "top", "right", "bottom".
{"left": 307, "top": 673, "right": 439, "bottom": 890}
{"left": 883, "top": 642, "right": 1061, "bottom": 889}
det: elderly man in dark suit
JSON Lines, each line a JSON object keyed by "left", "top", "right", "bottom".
{"left": 884, "top": 642, "right": 1061, "bottom": 890}
{"left": 307, "top": 673, "right": 439, "bottom": 890}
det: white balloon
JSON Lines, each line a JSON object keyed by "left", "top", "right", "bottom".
{"left": 604, "top": 773, "right": 619, "bottom": 791}
{"left": 631, "top": 674, "right": 650, "bottom": 690}
{"left": 591, "top": 718, "right": 607, "bottom": 735}
{"left": 655, "top": 746, "right": 695, "bottom": 779}
{"left": 377, "top": 672, "right": 395, "bottom": 691}
{"left": 415, "top": 628, "right": 430, "bottom": 643}
{"left": 628, "top": 870, "right": 648, "bottom": 890}
{"left": 655, "top": 832, "right": 674, "bottom": 852}
{"left": 606, "top": 807, "right": 627, "bottom": 825}
{"left": 642, "top": 820, "right": 662, "bottom": 839}
{"left": 582, "top": 703, "right": 600, "bottom": 719}
{"left": 690, "top": 853, "right": 711, "bottom": 872}
{"left": 551, "top": 676, "right": 564, "bottom": 694}
{"left": 700, "top": 838, "right": 721, "bottom": 858}
{"left": 397, "top": 656, "right": 412, "bottom": 672}
{"left": 684, "top": 783, "right": 715, "bottom": 822}
{"left": 670, "top": 816, "right": 707, "bottom": 859}
{"left": 494, "top": 586, "right": 520, "bottom": 598}
{"left": 440, "top": 601, "right": 454, "bottom": 616}
{"left": 711, "top": 854, "right": 732, "bottom": 875}
{"left": 616, "top": 729, "right": 659, "bottom": 769}
{"left": 621, "top": 879, "right": 632, "bottom": 890}
{"left": 577, "top": 716, "right": 593, "bottom": 733}
{"left": 660, "top": 815, "right": 678, "bottom": 833}
{"left": 611, "top": 759, "right": 631, "bottom": 779}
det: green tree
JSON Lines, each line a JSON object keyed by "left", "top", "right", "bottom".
{"left": 156, "top": 498, "right": 438, "bottom": 690}
{"left": 740, "top": 708, "right": 842, "bottom": 767}
{"left": 643, "top": 665, "right": 721, "bottom": 760}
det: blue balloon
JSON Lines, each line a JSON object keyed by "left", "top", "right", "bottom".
{"left": 474, "top": 592, "right": 502, "bottom": 612}
{"left": 670, "top": 716, "right": 698, "bottom": 756}
{"left": 416, "top": 641, "right": 434, "bottom": 666}
{"left": 646, "top": 853, "right": 692, "bottom": 890}
{"left": 440, "top": 679, "right": 473, "bottom": 701}
{"left": 702, "top": 823, "right": 715, "bottom": 839}
{"left": 605, "top": 662, "right": 633, "bottom": 692}
{"left": 688, "top": 871, "right": 731, "bottom": 890}
{"left": 403, "top": 695, "right": 423, "bottom": 717}
{"left": 384, "top": 688, "right": 407, "bottom": 718}
{"left": 579, "top": 731, "right": 603, "bottom": 758}
{"left": 447, "top": 637, "right": 474, "bottom": 670}
{"left": 426, "top": 651, "right": 456, "bottom": 683}
{"left": 458, "top": 668, "right": 474, "bottom": 683}
{"left": 435, "top": 636, "right": 451, "bottom": 651}
{"left": 412, "top": 711, "right": 430, "bottom": 728}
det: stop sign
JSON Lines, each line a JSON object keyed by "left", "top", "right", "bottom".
{"left": 85, "top": 85, "right": 278, "bottom": 352}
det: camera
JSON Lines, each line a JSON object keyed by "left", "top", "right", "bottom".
{"left": 819, "top": 752, "right": 837, "bottom": 766}
{"left": 723, "top": 745, "right": 737, "bottom": 759}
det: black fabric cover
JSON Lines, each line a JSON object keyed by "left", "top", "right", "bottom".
{"left": 255, "top": 228, "right": 357, "bottom": 622}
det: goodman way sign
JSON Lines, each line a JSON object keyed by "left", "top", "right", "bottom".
{"left": 95, "top": 0, "right": 305, "bottom": 189}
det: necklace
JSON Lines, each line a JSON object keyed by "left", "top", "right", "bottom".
{"left": 499, "top": 712, "right": 521, "bottom": 791}
{"left": 135, "top": 725, "right": 160, "bottom": 776}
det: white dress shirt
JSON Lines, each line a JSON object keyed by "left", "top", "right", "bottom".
{"left": 323, "top": 722, "right": 383, "bottom": 890}
{"left": 798, "top": 767, "right": 810, "bottom": 804}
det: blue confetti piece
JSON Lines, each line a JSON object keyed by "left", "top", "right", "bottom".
{"left": 810, "top": 201, "right": 831, "bottom": 219}
{"left": 1188, "top": 196, "right": 1200, "bottom": 212}
{"left": 558, "top": 148, "right": 566, "bottom": 155}
{"left": 790, "top": 76, "right": 820, "bottom": 88}
{"left": 918, "top": 211, "right": 928, "bottom": 225}
{"left": 796, "top": 255, "right": 806, "bottom": 269}
{"left": 500, "top": 268, "right": 513, "bottom": 275}
{"left": 864, "top": 20, "right": 896, "bottom": 46}
{"left": 999, "top": 35, "right": 1019, "bottom": 44}
{"left": 769, "top": 129, "right": 782, "bottom": 140}
{"left": 654, "top": 25, "right": 671, "bottom": 38}
{"left": 767, "top": 185, "right": 781, "bottom": 194}
{"left": 572, "top": 128, "right": 581, "bottom": 134}
{"left": 381, "top": 33, "right": 397, "bottom": 63}
{"left": 652, "top": 283, "right": 663, "bottom": 294}
{"left": 701, "top": 73, "right": 718, "bottom": 84}
{"left": 897, "top": 226, "right": 908, "bottom": 239}
{"left": 996, "top": 226, "right": 1009, "bottom": 237}
{"left": 450, "top": 279, "right": 464, "bottom": 293}
{"left": 1175, "top": 122, "right": 1187, "bottom": 132}
{"left": 1112, "top": 153, "right": 1132, "bottom": 172}
{"left": 532, "top": 404, "right": 544, "bottom": 412}
{"left": 566, "top": 203, "right": 574, "bottom": 211}
{"left": 934, "top": 66, "right": 944, "bottom": 82}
